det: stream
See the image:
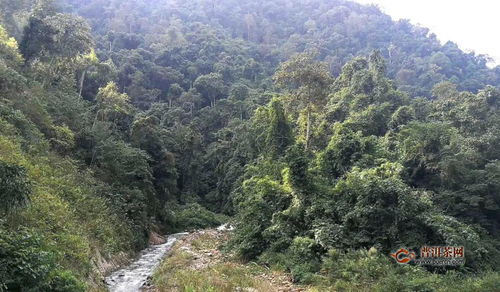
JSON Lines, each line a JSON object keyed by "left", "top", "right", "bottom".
{"left": 105, "top": 232, "right": 189, "bottom": 292}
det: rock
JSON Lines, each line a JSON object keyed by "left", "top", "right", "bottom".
{"left": 216, "top": 223, "right": 235, "bottom": 231}
{"left": 149, "top": 231, "right": 167, "bottom": 245}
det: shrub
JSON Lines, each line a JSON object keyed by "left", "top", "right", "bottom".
{"left": 45, "top": 270, "right": 86, "bottom": 292}
{"left": 0, "top": 228, "right": 85, "bottom": 291}
{"left": 169, "top": 203, "right": 228, "bottom": 232}
{"left": 0, "top": 160, "right": 31, "bottom": 215}
{"left": 286, "top": 237, "right": 322, "bottom": 283}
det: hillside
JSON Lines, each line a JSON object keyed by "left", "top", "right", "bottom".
{"left": 0, "top": 0, "right": 499, "bottom": 291}
{"left": 66, "top": 0, "right": 500, "bottom": 97}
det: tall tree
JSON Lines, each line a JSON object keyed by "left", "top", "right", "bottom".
{"left": 266, "top": 98, "right": 293, "bottom": 157}
{"left": 20, "top": 12, "right": 93, "bottom": 63}
{"left": 274, "top": 53, "right": 332, "bottom": 150}
{"left": 194, "top": 73, "right": 226, "bottom": 107}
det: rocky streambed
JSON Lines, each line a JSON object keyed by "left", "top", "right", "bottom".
{"left": 105, "top": 232, "right": 188, "bottom": 292}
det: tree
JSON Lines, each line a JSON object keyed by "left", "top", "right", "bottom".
{"left": 229, "top": 83, "right": 250, "bottom": 101}
{"left": 149, "top": 66, "right": 183, "bottom": 103}
{"left": 93, "top": 81, "right": 132, "bottom": 127}
{"left": 274, "top": 53, "right": 332, "bottom": 150}
{"left": 92, "top": 138, "right": 154, "bottom": 241}
{"left": 431, "top": 81, "right": 458, "bottom": 99}
{"left": 230, "top": 176, "right": 292, "bottom": 260}
{"left": 0, "top": 25, "right": 23, "bottom": 66}
{"left": 130, "top": 115, "right": 178, "bottom": 203}
{"left": 320, "top": 163, "right": 431, "bottom": 251}
{"left": 388, "top": 105, "right": 415, "bottom": 130}
{"left": 20, "top": 13, "right": 93, "bottom": 63}
{"left": 0, "top": 25, "right": 26, "bottom": 93}
{"left": 194, "top": 73, "right": 226, "bottom": 107}
{"left": 75, "top": 49, "right": 99, "bottom": 97}
{"left": 396, "top": 122, "right": 457, "bottom": 188}
{"left": 318, "top": 124, "right": 364, "bottom": 178}
{"left": 179, "top": 88, "right": 202, "bottom": 114}
{"left": 265, "top": 98, "right": 293, "bottom": 157}
{"left": 167, "top": 83, "right": 184, "bottom": 108}
{"left": 90, "top": 82, "right": 134, "bottom": 166}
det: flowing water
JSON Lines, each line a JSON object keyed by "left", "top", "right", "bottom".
{"left": 105, "top": 232, "right": 189, "bottom": 292}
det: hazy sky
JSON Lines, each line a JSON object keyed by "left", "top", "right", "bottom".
{"left": 354, "top": 0, "right": 500, "bottom": 66}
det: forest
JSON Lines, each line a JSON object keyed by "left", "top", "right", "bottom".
{"left": 0, "top": 0, "right": 499, "bottom": 291}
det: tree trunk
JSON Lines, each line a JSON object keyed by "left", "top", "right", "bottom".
{"left": 92, "top": 111, "right": 99, "bottom": 130}
{"left": 42, "top": 57, "right": 56, "bottom": 88}
{"left": 79, "top": 69, "right": 87, "bottom": 97}
{"left": 305, "top": 108, "right": 311, "bottom": 150}
{"left": 90, "top": 113, "right": 99, "bottom": 167}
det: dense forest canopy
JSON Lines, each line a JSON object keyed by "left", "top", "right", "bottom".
{"left": 0, "top": 0, "right": 499, "bottom": 291}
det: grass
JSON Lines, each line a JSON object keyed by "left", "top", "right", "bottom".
{"left": 152, "top": 249, "right": 278, "bottom": 292}
{"left": 152, "top": 230, "right": 294, "bottom": 292}
{"left": 152, "top": 232, "right": 500, "bottom": 292}
{"left": 190, "top": 232, "right": 222, "bottom": 250}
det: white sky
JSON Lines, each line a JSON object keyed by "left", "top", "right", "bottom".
{"left": 354, "top": 0, "right": 500, "bottom": 66}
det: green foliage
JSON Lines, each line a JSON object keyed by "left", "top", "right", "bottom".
{"left": 0, "top": 25, "right": 23, "bottom": 65}
{"left": 168, "top": 203, "right": 228, "bottom": 232}
{"left": 1, "top": 0, "right": 500, "bottom": 289}
{"left": 194, "top": 73, "right": 226, "bottom": 107}
{"left": 130, "top": 113, "right": 178, "bottom": 204}
{"left": 95, "top": 82, "right": 131, "bottom": 117}
{"left": 320, "top": 248, "right": 500, "bottom": 292}
{"left": 0, "top": 161, "right": 31, "bottom": 215}
{"left": 0, "top": 228, "right": 52, "bottom": 291}
{"left": 20, "top": 12, "right": 93, "bottom": 62}
{"left": 0, "top": 119, "right": 29, "bottom": 146}
{"left": 265, "top": 98, "right": 293, "bottom": 157}
{"left": 92, "top": 138, "right": 154, "bottom": 248}
{"left": 274, "top": 53, "right": 332, "bottom": 149}
{"left": 0, "top": 25, "right": 26, "bottom": 94}
{"left": 45, "top": 270, "right": 86, "bottom": 292}
{"left": 396, "top": 121, "right": 458, "bottom": 187}
{"left": 230, "top": 175, "right": 292, "bottom": 260}
{"left": 0, "top": 83, "right": 134, "bottom": 288}
{"left": 318, "top": 124, "right": 365, "bottom": 177}
{"left": 321, "top": 248, "right": 396, "bottom": 288}
{"left": 231, "top": 52, "right": 500, "bottom": 285}
{"left": 389, "top": 105, "right": 416, "bottom": 130}
{"left": 286, "top": 237, "right": 322, "bottom": 283}
{"left": 49, "top": 124, "right": 75, "bottom": 153}
{"left": 325, "top": 163, "right": 431, "bottom": 251}
{"left": 0, "top": 228, "right": 85, "bottom": 292}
